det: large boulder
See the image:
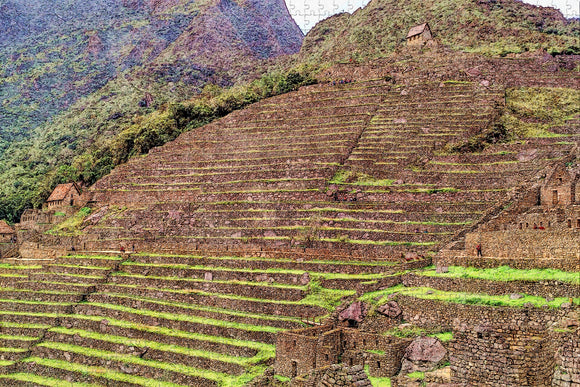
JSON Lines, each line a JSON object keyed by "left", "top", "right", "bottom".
{"left": 339, "top": 302, "right": 368, "bottom": 324}
{"left": 400, "top": 336, "right": 447, "bottom": 374}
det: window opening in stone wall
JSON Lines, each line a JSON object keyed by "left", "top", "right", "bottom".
{"left": 553, "top": 190, "right": 559, "bottom": 205}
{"left": 291, "top": 361, "right": 297, "bottom": 378}
{"left": 349, "top": 358, "right": 354, "bottom": 366}
{"left": 519, "top": 223, "right": 523, "bottom": 229}
{"left": 568, "top": 219, "right": 572, "bottom": 228}
{"left": 526, "top": 223, "right": 529, "bottom": 228}
{"left": 325, "top": 354, "right": 329, "bottom": 361}
{"left": 377, "top": 361, "right": 381, "bottom": 369}
{"left": 577, "top": 219, "right": 580, "bottom": 228}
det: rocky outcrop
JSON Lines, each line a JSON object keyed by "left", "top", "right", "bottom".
{"left": 400, "top": 336, "right": 447, "bottom": 374}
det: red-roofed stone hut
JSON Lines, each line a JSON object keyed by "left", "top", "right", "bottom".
{"left": 46, "top": 183, "right": 82, "bottom": 209}
{"left": 406, "top": 23, "right": 433, "bottom": 46}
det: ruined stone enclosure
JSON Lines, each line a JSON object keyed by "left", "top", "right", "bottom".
{"left": 3, "top": 52, "right": 580, "bottom": 386}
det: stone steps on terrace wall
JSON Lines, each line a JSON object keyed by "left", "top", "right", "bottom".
{"left": 60, "top": 316, "right": 260, "bottom": 358}
{"left": 108, "top": 273, "right": 306, "bottom": 301}
{"left": 84, "top": 292, "right": 303, "bottom": 331}
{"left": 401, "top": 273, "right": 580, "bottom": 299}
{"left": 0, "top": 312, "right": 60, "bottom": 328}
{"left": 31, "top": 345, "right": 218, "bottom": 387}
{"left": 380, "top": 170, "right": 538, "bottom": 188}
{"left": 43, "top": 329, "right": 247, "bottom": 376}
{"left": 72, "top": 301, "right": 277, "bottom": 345}
{"left": 425, "top": 160, "right": 542, "bottom": 173}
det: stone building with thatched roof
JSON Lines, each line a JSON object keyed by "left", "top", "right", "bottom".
{"left": 406, "top": 23, "right": 433, "bottom": 46}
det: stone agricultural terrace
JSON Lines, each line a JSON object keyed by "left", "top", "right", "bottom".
{"left": 4, "top": 50, "right": 580, "bottom": 386}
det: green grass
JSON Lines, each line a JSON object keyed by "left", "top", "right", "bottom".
{"left": 48, "top": 327, "right": 270, "bottom": 367}
{"left": 406, "top": 371, "right": 425, "bottom": 380}
{"left": 96, "top": 292, "right": 304, "bottom": 324}
{"left": 84, "top": 302, "right": 282, "bottom": 333}
{"left": 0, "top": 373, "right": 102, "bottom": 387}
{"left": 365, "top": 364, "right": 391, "bottom": 387}
{"left": 419, "top": 265, "right": 580, "bottom": 285}
{"left": 365, "top": 286, "right": 580, "bottom": 308}
{"left": 59, "top": 313, "right": 275, "bottom": 353}
{"left": 31, "top": 343, "right": 264, "bottom": 387}
{"left": 111, "top": 272, "right": 307, "bottom": 290}
{"left": 21, "top": 358, "right": 189, "bottom": 387}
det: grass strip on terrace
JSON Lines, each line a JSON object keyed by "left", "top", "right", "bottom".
{"left": 418, "top": 266, "right": 580, "bottom": 285}
{"left": 0, "top": 264, "right": 42, "bottom": 270}
{"left": 83, "top": 302, "right": 282, "bottom": 334}
{"left": 133, "top": 252, "right": 398, "bottom": 267}
{"left": 0, "top": 373, "right": 101, "bottom": 387}
{"left": 33, "top": 342, "right": 259, "bottom": 386}
{"left": 0, "top": 321, "right": 52, "bottom": 330}
{"left": 111, "top": 272, "right": 307, "bottom": 290}
{"left": 0, "top": 287, "right": 83, "bottom": 296}
{"left": 232, "top": 217, "right": 469, "bottom": 227}
{"left": 66, "top": 314, "right": 275, "bottom": 353}
{"left": 121, "top": 262, "right": 388, "bottom": 281}
{"left": 98, "top": 282, "right": 353, "bottom": 311}
{"left": 95, "top": 292, "right": 304, "bottom": 324}
{"left": 60, "top": 254, "right": 123, "bottom": 261}
{"left": 0, "top": 299, "right": 73, "bottom": 307}
{"left": 319, "top": 238, "right": 438, "bottom": 247}
{"left": 48, "top": 327, "right": 270, "bottom": 367}
{"left": 0, "top": 333, "right": 40, "bottom": 342}
{"left": 0, "top": 347, "right": 28, "bottom": 353}
{"left": 21, "top": 358, "right": 188, "bottom": 387}
{"left": 360, "top": 285, "right": 580, "bottom": 308}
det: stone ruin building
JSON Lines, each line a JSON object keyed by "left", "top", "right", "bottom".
{"left": 45, "top": 182, "right": 83, "bottom": 210}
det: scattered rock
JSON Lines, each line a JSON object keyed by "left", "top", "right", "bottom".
{"left": 204, "top": 272, "right": 213, "bottom": 281}
{"left": 377, "top": 300, "right": 402, "bottom": 318}
{"left": 436, "top": 266, "right": 449, "bottom": 273}
{"left": 480, "top": 79, "right": 490, "bottom": 87}
{"left": 300, "top": 272, "right": 310, "bottom": 286}
{"left": 264, "top": 231, "right": 277, "bottom": 238}
{"left": 509, "top": 293, "right": 524, "bottom": 300}
{"left": 561, "top": 302, "right": 572, "bottom": 309}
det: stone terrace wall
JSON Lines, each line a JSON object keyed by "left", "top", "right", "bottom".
{"left": 394, "top": 294, "right": 569, "bottom": 331}
{"left": 465, "top": 230, "right": 580, "bottom": 261}
{"left": 552, "top": 329, "right": 580, "bottom": 386}
{"left": 435, "top": 251, "right": 580, "bottom": 271}
{"left": 291, "top": 364, "right": 371, "bottom": 387}
{"left": 402, "top": 273, "right": 580, "bottom": 299}
{"left": 450, "top": 317, "right": 560, "bottom": 386}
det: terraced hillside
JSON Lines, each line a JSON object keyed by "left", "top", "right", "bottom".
{"left": 6, "top": 53, "right": 580, "bottom": 386}
{"left": 82, "top": 54, "right": 579, "bottom": 258}
{"left": 0, "top": 251, "right": 427, "bottom": 385}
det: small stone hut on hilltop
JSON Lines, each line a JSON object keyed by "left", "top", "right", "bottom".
{"left": 406, "top": 23, "right": 433, "bottom": 46}
{"left": 46, "top": 182, "right": 82, "bottom": 210}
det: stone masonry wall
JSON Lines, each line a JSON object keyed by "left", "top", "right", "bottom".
{"left": 402, "top": 273, "right": 580, "bottom": 299}
{"left": 552, "top": 329, "right": 580, "bottom": 387}
{"left": 465, "top": 230, "right": 580, "bottom": 261}
{"left": 450, "top": 317, "right": 558, "bottom": 386}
